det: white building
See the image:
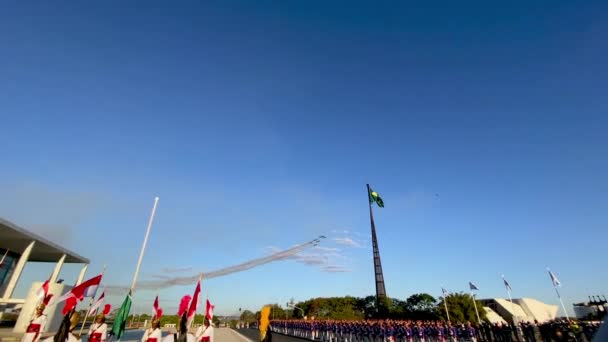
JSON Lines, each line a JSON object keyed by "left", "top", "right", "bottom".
{"left": 480, "top": 298, "right": 558, "bottom": 324}
{"left": 573, "top": 301, "right": 608, "bottom": 320}
{"left": 0, "top": 217, "right": 90, "bottom": 333}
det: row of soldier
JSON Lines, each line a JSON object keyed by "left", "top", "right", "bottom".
{"left": 270, "top": 320, "right": 478, "bottom": 342}
{"left": 268, "top": 319, "right": 603, "bottom": 342}
{"left": 20, "top": 297, "right": 215, "bottom": 342}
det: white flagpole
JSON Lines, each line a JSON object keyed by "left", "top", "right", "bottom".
{"left": 131, "top": 196, "right": 160, "bottom": 292}
{"left": 442, "top": 288, "right": 450, "bottom": 322}
{"left": 471, "top": 291, "right": 482, "bottom": 324}
{"left": 79, "top": 265, "right": 107, "bottom": 335}
{"left": 553, "top": 285, "right": 570, "bottom": 322}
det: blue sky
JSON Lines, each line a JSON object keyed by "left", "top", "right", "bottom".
{"left": 1, "top": 1, "right": 607, "bottom": 316}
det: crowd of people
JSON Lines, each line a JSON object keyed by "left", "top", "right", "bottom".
{"left": 268, "top": 319, "right": 604, "bottom": 342}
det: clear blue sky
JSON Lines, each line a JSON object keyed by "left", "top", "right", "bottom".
{"left": 1, "top": 1, "right": 607, "bottom": 316}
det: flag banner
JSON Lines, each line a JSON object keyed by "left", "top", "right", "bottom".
{"left": 205, "top": 299, "right": 215, "bottom": 321}
{"left": 110, "top": 293, "right": 132, "bottom": 339}
{"left": 88, "top": 291, "right": 105, "bottom": 316}
{"left": 62, "top": 297, "right": 78, "bottom": 316}
{"left": 52, "top": 274, "right": 103, "bottom": 305}
{"left": 469, "top": 281, "right": 479, "bottom": 291}
{"left": 442, "top": 287, "right": 449, "bottom": 296}
{"left": 503, "top": 276, "right": 512, "bottom": 291}
{"left": 153, "top": 295, "right": 159, "bottom": 316}
{"left": 84, "top": 284, "right": 99, "bottom": 298}
{"left": 37, "top": 279, "right": 50, "bottom": 300}
{"left": 368, "top": 186, "right": 385, "bottom": 208}
{"left": 548, "top": 270, "right": 561, "bottom": 287}
{"left": 187, "top": 280, "right": 201, "bottom": 324}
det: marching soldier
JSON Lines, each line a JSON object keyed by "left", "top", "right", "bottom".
{"left": 142, "top": 306, "right": 163, "bottom": 342}
{"left": 195, "top": 319, "right": 214, "bottom": 342}
{"left": 22, "top": 302, "right": 49, "bottom": 342}
{"left": 88, "top": 306, "right": 110, "bottom": 342}
{"left": 41, "top": 311, "right": 80, "bottom": 342}
{"left": 163, "top": 296, "right": 196, "bottom": 342}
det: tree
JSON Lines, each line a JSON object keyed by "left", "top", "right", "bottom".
{"left": 240, "top": 310, "right": 256, "bottom": 322}
{"left": 405, "top": 293, "right": 439, "bottom": 320}
{"left": 437, "top": 292, "right": 487, "bottom": 324}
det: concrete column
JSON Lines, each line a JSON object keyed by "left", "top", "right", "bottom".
{"left": 76, "top": 264, "right": 89, "bottom": 285}
{"left": 2, "top": 240, "right": 35, "bottom": 299}
{"left": 49, "top": 254, "right": 66, "bottom": 284}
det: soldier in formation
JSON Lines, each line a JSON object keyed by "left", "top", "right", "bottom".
{"left": 268, "top": 319, "right": 603, "bottom": 342}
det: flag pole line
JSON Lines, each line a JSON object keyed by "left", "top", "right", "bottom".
{"left": 554, "top": 286, "right": 570, "bottom": 322}
{"left": 443, "top": 296, "right": 450, "bottom": 322}
{"left": 131, "top": 197, "right": 160, "bottom": 292}
{"left": 79, "top": 265, "right": 107, "bottom": 335}
{"left": 471, "top": 292, "right": 482, "bottom": 324}
{"left": 114, "top": 197, "right": 159, "bottom": 342}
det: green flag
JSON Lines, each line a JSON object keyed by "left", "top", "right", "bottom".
{"left": 111, "top": 293, "right": 132, "bottom": 339}
{"left": 368, "top": 186, "right": 384, "bottom": 208}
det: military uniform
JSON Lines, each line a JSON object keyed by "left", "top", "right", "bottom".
{"left": 195, "top": 323, "right": 214, "bottom": 342}
{"left": 22, "top": 304, "right": 48, "bottom": 342}
{"left": 88, "top": 314, "right": 108, "bottom": 342}
{"left": 41, "top": 311, "right": 81, "bottom": 342}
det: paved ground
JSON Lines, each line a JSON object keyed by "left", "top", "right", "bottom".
{"left": 236, "top": 328, "right": 307, "bottom": 342}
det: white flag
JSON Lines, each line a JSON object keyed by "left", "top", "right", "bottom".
{"left": 548, "top": 270, "right": 561, "bottom": 287}
{"left": 88, "top": 291, "right": 105, "bottom": 316}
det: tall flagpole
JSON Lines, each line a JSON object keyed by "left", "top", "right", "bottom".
{"left": 79, "top": 265, "right": 106, "bottom": 335}
{"left": 131, "top": 196, "right": 160, "bottom": 292}
{"left": 115, "top": 197, "right": 159, "bottom": 342}
{"left": 503, "top": 275, "right": 516, "bottom": 324}
{"left": 553, "top": 286, "right": 570, "bottom": 322}
{"left": 442, "top": 288, "right": 451, "bottom": 322}
{"left": 471, "top": 292, "right": 482, "bottom": 324}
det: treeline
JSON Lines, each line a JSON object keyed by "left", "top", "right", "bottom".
{"left": 240, "top": 293, "right": 487, "bottom": 324}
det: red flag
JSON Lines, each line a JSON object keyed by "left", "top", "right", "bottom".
{"left": 178, "top": 295, "right": 191, "bottom": 317}
{"left": 62, "top": 296, "right": 78, "bottom": 315}
{"left": 187, "top": 280, "right": 201, "bottom": 323}
{"left": 153, "top": 295, "right": 159, "bottom": 315}
{"left": 37, "top": 279, "right": 50, "bottom": 300}
{"left": 70, "top": 274, "right": 102, "bottom": 300}
{"left": 205, "top": 299, "right": 215, "bottom": 321}
{"left": 53, "top": 274, "right": 103, "bottom": 305}
{"left": 88, "top": 291, "right": 105, "bottom": 316}
{"left": 103, "top": 304, "right": 111, "bottom": 315}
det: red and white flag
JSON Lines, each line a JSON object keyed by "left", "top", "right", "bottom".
{"left": 153, "top": 295, "right": 159, "bottom": 316}
{"left": 53, "top": 274, "right": 103, "bottom": 306}
{"left": 205, "top": 299, "right": 215, "bottom": 321}
{"left": 88, "top": 291, "right": 105, "bottom": 316}
{"left": 187, "top": 280, "right": 201, "bottom": 325}
{"left": 36, "top": 279, "right": 50, "bottom": 301}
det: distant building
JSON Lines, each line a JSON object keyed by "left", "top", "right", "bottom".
{"left": 573, "top": 298, "right": 607, "bottom": 320}
{"left": 0, "top": 217, "right": 89, "bottom": 332}
{"left": 479, "top": 298, "right": 558, "bottom": 324}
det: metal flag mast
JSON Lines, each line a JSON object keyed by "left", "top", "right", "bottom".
{"left": 79, "top": 265, "right": 106, "bottom": 335}
{"left": 367, "top": 184, "right": 387, "bottom": 301}
{"left": 114, "top": 196, "right": 160, "bottom": 342}
{"left": 131, "top": 197, "right": 160, "bottom": 292}
{"left": 548, "top": 268, "right": 570, "bottom": 322}
{"left": 442, "top": 287, "right": 451, "bottom": 322}
{"left": 470, "top": 284, "right": 482, "bottom": 324}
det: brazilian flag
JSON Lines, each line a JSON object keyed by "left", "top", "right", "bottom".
{"left": 368, "top": 186, "right": 384, "bottom": 208}
{"left": 110, "top": 292, "right": 132, "bottom": 339}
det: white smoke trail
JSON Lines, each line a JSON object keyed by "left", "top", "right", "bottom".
{"left": 105, "top": 236, "right": 323, "bottom": 294}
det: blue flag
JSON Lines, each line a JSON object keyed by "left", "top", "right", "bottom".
{"left": 469, "top": 281, "right": 479, "bottom": 291}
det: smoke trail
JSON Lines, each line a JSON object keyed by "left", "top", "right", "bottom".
{"left": 105, "top": 236, "right": 322, "bottom": 293}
